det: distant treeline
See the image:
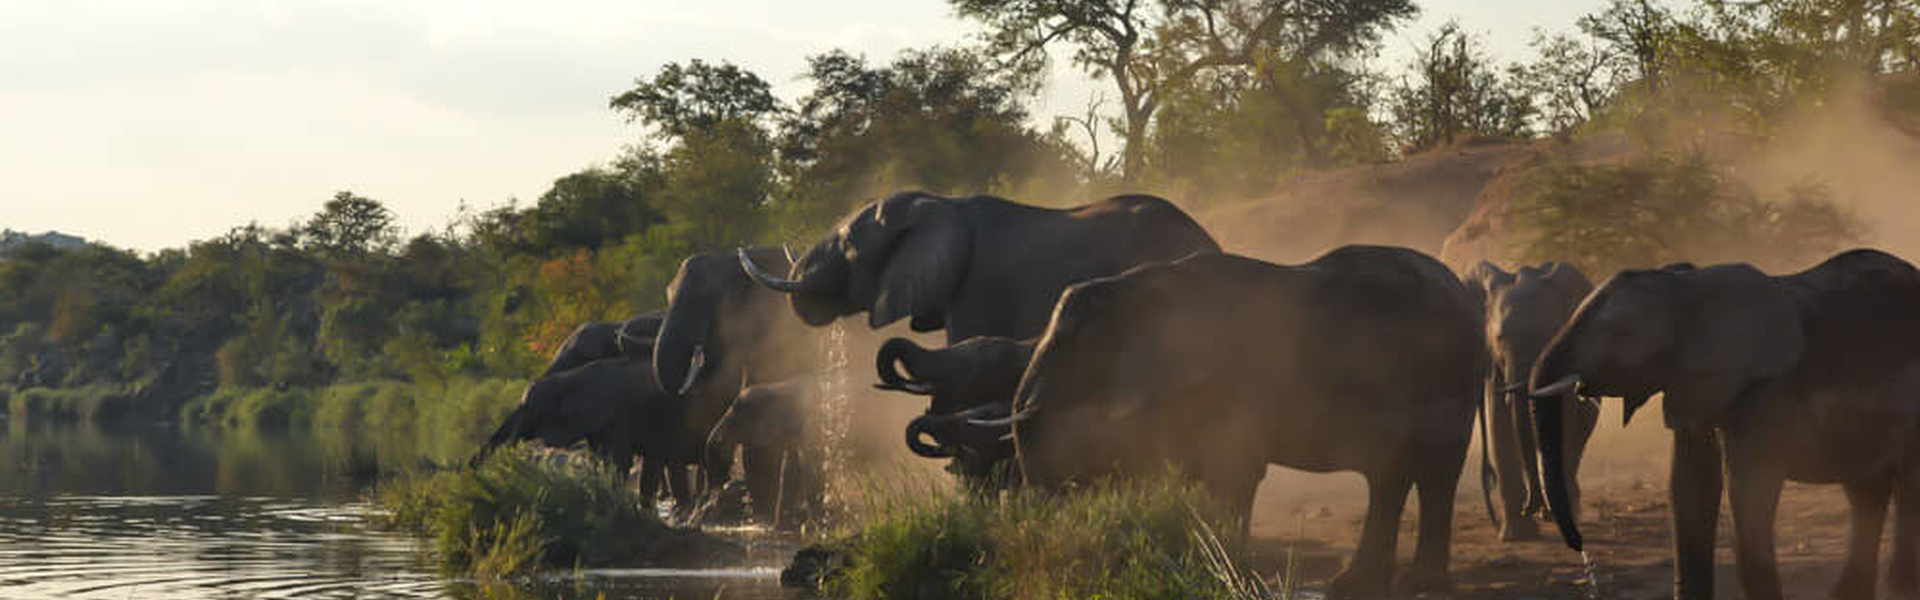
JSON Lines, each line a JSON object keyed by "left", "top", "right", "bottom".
{"left": 1, "top": 0, "right": 1911, "bottom": 427}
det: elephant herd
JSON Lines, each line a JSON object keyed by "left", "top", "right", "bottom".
{"left": 476, "top": 190, "right": 1920, "bottom": 600}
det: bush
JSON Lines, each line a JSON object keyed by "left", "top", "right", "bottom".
{"left": 7, "top": 384, "right": 134, "bottom": 423}
{"left": 183, "top": 377, "right": 522, "bottom": 465}
{"left": 1508, "top": 150, "right": 1864, "bottom": 277}
{"left": 375, "top": 450, "right": 740, "bottom": 578}
{"left": 817, "top": 475, "right": 1286, "bottom": 600}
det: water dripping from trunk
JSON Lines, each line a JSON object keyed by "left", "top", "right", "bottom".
{"left": 814, "top": 322, "right": 853, "bottom": 512}
{"left": 1577, "top": 550, "right": 1606, "bottom": 600}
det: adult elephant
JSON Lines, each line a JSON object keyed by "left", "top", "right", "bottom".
{"left": 994, "top": 247, "right": 1485, "bottom": 598}
{"left": 472, "top": 357, "right": 695, "bottom": 508}
{"left": 540, "top": 310, "right": 665, "bottom": 377}
{"left": 1462, "top": 261, "right": 1597, "bottom": 541}
{"left": 740, "top": 192, "right": 1219, "bottom": 343}
{"left": 873, "top": 336, "right": 1034, "bottom": 487}
{"left": 705, "top": 377, "right": 826, "bottom": 527}
{"left": 653, "top": 248, "right": 818, "bottom": 497}
{"left": 1528, "top": 249, "right": 1920, "bottom": 600}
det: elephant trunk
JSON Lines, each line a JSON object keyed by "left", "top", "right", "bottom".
{"left": 1532, "top": 383, "right": 1585, "bottom": 551}
{"left": 472, "top": 406, "right": 527, "bottom": 468}
{"left": 905, "top": 414, "right": 953, "bottom": 458}
{"left": 654, "top": 296, "right": 717, "bottom": 399}
{"left": 874, "top": 338, "right": 934, "bottom": 394}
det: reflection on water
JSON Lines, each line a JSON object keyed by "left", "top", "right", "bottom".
{"left": 0, "top": 421, "right": 791, "bottom": 600}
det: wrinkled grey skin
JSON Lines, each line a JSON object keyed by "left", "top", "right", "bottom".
{"left": 873, "top": 335, "right": 1033, "bottom": 488}
{"left": 1462, "top": 261, "right": 1597, "bottom": 541}
{"left": 1010, "top": 247, "right": 1485, "bottom": 598}
{"left": 705, "top": 378, "right": 826, "bottom": 527}
{"left": 1529, "top": 249, "right": 1920, "bottom": 600}
{"left": 540, "top": 311, "right": 665, "bottom": 377}
{"left": 742, "top": 192, "right": 1219, "bottom": 344}
{"left": 474, "top": 357, "right": 695, "bottom": 508}
{"left": 653, "top": 248, "right": 817, "bottom": 504}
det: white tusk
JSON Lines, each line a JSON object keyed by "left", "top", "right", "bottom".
{"left": 1530, "top": 374, "right": 1580, "bottom": 399}
{"left": 739, "top": 247, "right": 804, "bottom": 292}
{"left": 677, "top": 344, "right": 706, "bottom": 396}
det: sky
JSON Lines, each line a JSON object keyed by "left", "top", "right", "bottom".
{"left": 2, "top": 0, "right": 1606, "bottom": 252}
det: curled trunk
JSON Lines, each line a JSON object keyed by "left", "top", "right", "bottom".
{"left": 874, "top": 338, "right": 932, "bottom": 394}
{"left": 904, "top": 414, "right": 952, "bottom": 458}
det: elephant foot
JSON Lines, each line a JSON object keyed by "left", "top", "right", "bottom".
{"left": 1829, "top": 572, "right": 1876, "bottom": 600}
{"left": 1396, "top": 566, "right": 1454, "bottom": 596}
{"left": 1326, "top": 565, "right": 1393, "bottom": 599}
{"left": 1499, "top": 517, "right": 1540, "bottom": 542}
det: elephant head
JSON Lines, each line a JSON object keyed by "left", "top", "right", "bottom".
{"left": 741, "top": 192, "right": 973, "bottom": 332}
{"left": 1528, "top": 263, "right": 1803, "bottom": 550}
{"left": 473, "top": 359, "right": 645, "bottom": 470}
{"left": 615, "top": 310, "right": 666, "bottom": 356}
{"left": 874, "top": 335, "right": 1035, "bottom": 415}
{"left": 706, "top": 379, "right": 814, "bottom": 456}
{"left": 654, "top": 248, "right": 792, "bottom": 399}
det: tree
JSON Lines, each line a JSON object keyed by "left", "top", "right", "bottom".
{"left": 301, "top": 191, "right": 399, "bottom": 258}
{"left": 1387, "top": 23, "right": 1534, "bottom": 152}
{"left": 954, "top": 0, "right": 1416, "bottom": 181}
{"left": 609, "top": 60, "right": 783, "bottom": 141}
{"left": 1512, "top": 29, "right": 1622, "bottom": 136}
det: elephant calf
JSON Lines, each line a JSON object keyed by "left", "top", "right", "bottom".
{"left": 998, "top": 247, "right": 1485, "bottom": 598}
{"left": 872, "top": 336, "right": 1034, "bottom": 489}
{"left": 474, "top": 356, "right": 696, "bottom": 509}
{"left": 706, "top": 377, "right": 826, "bottom": 527}
{"left": 1463, "top": 261, "right": 1597, "bottom": 541}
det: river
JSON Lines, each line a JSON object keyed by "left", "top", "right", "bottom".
{"left": 0, "top": 420, "right": 792, "bottom": 600}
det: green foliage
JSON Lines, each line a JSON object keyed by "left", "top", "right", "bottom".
{"left": 610, "top": 59, "right": 783, "bottom": 140}
{"left": 819, "top": 476, "right": 1282, "bottom": 600}
{"left": 182, "top": 377, "right": 521, "bottom": 464}
{"left": 1508, "top": 150, "right": 1865, "bottom": 277}
{"left": 375, "top": 450, "right": 738, "bottom": 578}
{"left": 1388, "top": 22, "right": 1535, "bottom": 152}
{"left": 5, "top": 384, "right": 131, "bottom": 422}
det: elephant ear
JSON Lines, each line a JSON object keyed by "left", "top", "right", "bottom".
{"left": 1664, "top": 266, "right": 1805, "bottom": 428}
{"left": 868, "top": 194, "right": 973, "bottom": 330}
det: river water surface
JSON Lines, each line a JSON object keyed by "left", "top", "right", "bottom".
{"left": 0, "top": 421, "right": 791, "bottom": 600}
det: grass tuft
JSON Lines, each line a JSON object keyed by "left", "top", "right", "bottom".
{"left": 374, "top": 449, "right": 740, "bottom": 579}
{"left": 817, "top": 474, "right": 1291, "bottom": 600}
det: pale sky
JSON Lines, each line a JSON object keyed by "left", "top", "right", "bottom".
{"left": 2, "top": 0, "right": 1605, "bottom": 252}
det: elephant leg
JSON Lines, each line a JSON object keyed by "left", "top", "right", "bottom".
{"left": 667, "top": 461, "right": 697, "bottom": 509}
{"left": 1671, "top": 426, "right": 1723, "bottom": 600}
{"left": 639, "top": 458, "right": 665, "bottom": 509}
{"left": 1402, "top": 446, "right": 1467, "bottom": 594}
{"left": 1832, "top": 479, "right": 1890, "bottom": 600}
{"left": 704, "top": 443, "right": 735, "bottom": 491}
{"left": 1723, "top": 434, "right": 1786, "bottom": 600}
{"left": 1328, "top": 469, "right": 1411, "bottom": 599}
{"left": 1487, "top": 380, "right": 1537, "bottom": 541}
{"left": 742, "top": 445, "right": 783, "bottom": 524}
{"left": 1892, "top": 481, "right": 1920, "bottom": 599}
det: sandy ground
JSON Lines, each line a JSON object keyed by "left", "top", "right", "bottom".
{"left": 1244, "top": 402, "right": 1878, "bottom": 599}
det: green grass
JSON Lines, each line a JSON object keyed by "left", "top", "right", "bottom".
{"left": 374, "top": 449, "right": 739, "bottom": 579}
{"left": 179, "top": 377, "right": 522, "bottom": 464}
{"left": 5, "top": 384, "right": 134, "bottom": 423}
{"left": 815, "top": 475, "right": 1292, "bottom": 600}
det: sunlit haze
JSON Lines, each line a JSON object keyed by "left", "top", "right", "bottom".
{"left": 3, "top": 0, "right": 1603, "bottom": 252}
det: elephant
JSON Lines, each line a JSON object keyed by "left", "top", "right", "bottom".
{"left": 473, "top": 356, "right": 697, "bottom": 508}
{"left": 705, "top": 377, "right": 827, "bottom": 527}
{"left": 653, "top": 248, "right": 820, "bottom": 505}
{"left": 1462, "top": 261, "right": 1598, "bottom": 541}
{"left": 739, "top": 191, "right": 1219, "bottom": 344}
{"left": 993, "top": 247, "right": 1486, "bottom": 598}
{"left": 873, "top": 335, "right": 1034, "bottom": 487}
{"left": 1528, "top": 249, "right": 1920, "bottom": 600}
{"left": 540, "top": 310, "right": 665, "bottom": 377}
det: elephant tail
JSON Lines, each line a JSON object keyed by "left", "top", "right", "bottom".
{"left": 1476, "top": 394, "right": 1500, "bottom": 530}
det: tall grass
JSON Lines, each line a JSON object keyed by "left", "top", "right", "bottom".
{"left": 180, "top": 377, "right": 522, "bottom": 464}
{"left": 5, "top": 384, "right": 135, "bottom": 422}
{"left": 816, "top": 475, "right": 1291, "bottom": 600}
{"left": 375, "top": 450, "right": 740, "bottom": 579}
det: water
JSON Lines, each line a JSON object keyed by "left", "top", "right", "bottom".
{"left": 1577, "top": 550, "right": 1605, "bottom": 600}
{"left": 0, "top": 421, "right": 791, "bottom": 600}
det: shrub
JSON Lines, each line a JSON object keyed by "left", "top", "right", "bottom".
{"left": 819, "top": 475, "right": 1285, "bottom": 600}
{"left": 1508, "top": 150, "right": 1864, "bottom": 277}
{"left": 7, "top": 384, "right": 133, "bottom": 422}
{"left": 374, "top": 450, "right": 740, "bottom": 578}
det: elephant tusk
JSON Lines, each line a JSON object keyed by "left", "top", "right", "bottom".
{"left": 615, "top": 328, "right": 653, "bottom": 352}
{"left": 873, "top": 381, "right": 935, "bottom": 394}
{"left": 966, "top": 404, "right": 1035, "bottom": 428}
{"left": 677, "top": 344, "right": 706, "bottom": 396}
{"left": 739, "top": 247, "right": 805, "bottom": 292}
{"left": 1530, "top": 374, "right": 1580, "bottom": 399}
{"left": 1499, "top": 381, "right": 1528, "bottom": 395}
{"left": 782, "top": 243, "right": 798, "bottom": 265}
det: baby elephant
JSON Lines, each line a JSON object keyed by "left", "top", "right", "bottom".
{"left": 706, "top": 378, "right": 826, "bottom": 527}
{"left": 1463, "top": 261, "right": 1598, "bottom": 541}
{"left": 873, "top": 336, "right": 1035, "bottom": 489}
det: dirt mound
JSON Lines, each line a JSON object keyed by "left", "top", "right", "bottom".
{"left": 1200, "top": 139, "right": 1537, "bottom": 265}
